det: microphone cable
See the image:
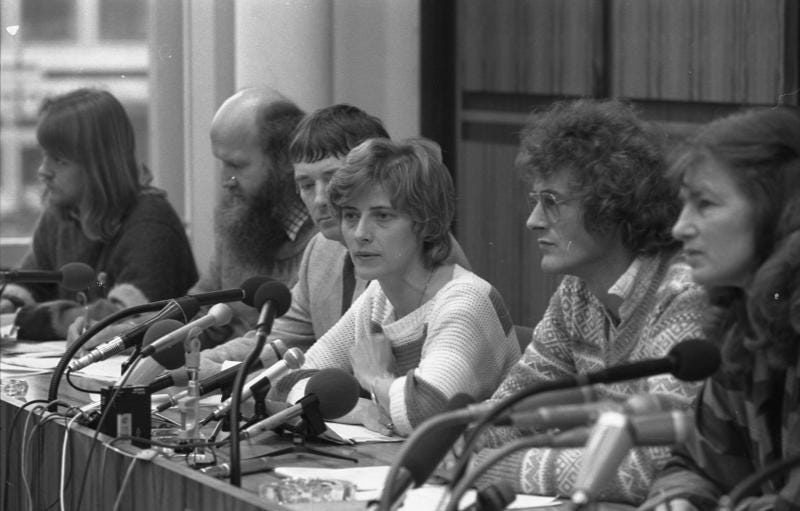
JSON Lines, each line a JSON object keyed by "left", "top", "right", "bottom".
{"left": 717, "top": 453, "right": 800, "bottom": 511}
{"left": 440, "top": 434, "right": 559, "bottom": 511}
{"left": 47, "top": 300, "right": 176, "bottom": 409}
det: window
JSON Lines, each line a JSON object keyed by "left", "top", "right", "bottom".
{"left": 0, "top": 0, "right": 149, "bottom": 265}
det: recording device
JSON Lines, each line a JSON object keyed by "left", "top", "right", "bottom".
{"left": 1, "top": 262, "right": 96, "bottom": 291}
{"left": 68, "top": 296, "right": 201, "bottom": 371}
{"left": 200, "top": 346, "right": 304, "bottom": 425}
{"left": 571, "top": 410, "right": 693, "bottom": 507}
{"left": 140, "top": 303, "right": 233, "bottom": 359}
{"left": 239, "top": 368, "right": 360, "bottom": 440}
{"left": 97, "top": 385, "right": 152, "bottom": 447}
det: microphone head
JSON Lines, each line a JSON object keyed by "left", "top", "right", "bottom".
{"left": 254, "top": 280, "right": 292, "bottom": 318}
{"left": 305, "top": 368, "right": 360, "bottom": 419}
{"left": 60, "top": 262, "right": 96, "bottom": 291}
{"left": 144, "top": 319, "right": 186, "bottom": 369}
{"left": 282, "top": 347, "right": 305, "bottom": 370}
{"left": 668, "top": 339, "right": 721, "bottom": 381}
{"left": 240, "top": 276, "right": 271, "bottom": 307}
{"left": 166, "top": 368, "right": 190, "bottom": 387}
{"left": 208, "top": 303, "right": 234, "bottom": 326}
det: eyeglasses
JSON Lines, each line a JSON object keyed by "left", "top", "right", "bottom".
{"left": 526, "top": 191, "right": 581, "bottom": 222}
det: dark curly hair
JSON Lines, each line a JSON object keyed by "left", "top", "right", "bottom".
{"left": 669, "top": 106, "right": 800, "bottom": 371}
{"left": 515, "top": 99, "right": 680, "bottom": 255}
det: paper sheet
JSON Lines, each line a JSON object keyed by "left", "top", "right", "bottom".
{"left": 325, "top": 422, "right": 404, "bottom": 444}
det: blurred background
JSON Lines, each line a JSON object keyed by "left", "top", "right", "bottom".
{"left": 1, "top": 0, "right": 797, "bottom": 327}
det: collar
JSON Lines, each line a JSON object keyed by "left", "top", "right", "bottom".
{"left": 281, "top": 201, "right": 311, "bottom": 242}
{"left": 607, "top": 257, "right": 643, "bottom": 300}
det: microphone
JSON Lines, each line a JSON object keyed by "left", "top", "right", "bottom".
{"left": 199, "top": 456, "right": 273, "bottom": 479}
{"left": 383, "top": 394, "right": 476, "bottom": 506}
{"left": 154, "top": 339, "right": 287, "bottom": 413}
{"left": 200, "top": 346, "right": 303, "bottom": 423}
{"left": 504, "top": 393, "right": 662, "bottom": 429}
{"left": 571, "top": 410, "right": 694, "bottom": 507}
{"left": 139, "top": 303, "right": 233, "bottom": 359}
{"left": 68, "top": 296, "right": 200, "bottom": 371}
{"left": 1, "top": 262, "right": 96, "bottom": 291}
{"left": 252, "top": 279, "right": 292, "bottom": 339}
{"left": 148, "top": 367, "right": 191, "bottom": 394}
{"left": 240, "top": 368, "right": 360, "bottom": 439}
{"left": 142, "top": 319, "right": 187, "bottom": 369}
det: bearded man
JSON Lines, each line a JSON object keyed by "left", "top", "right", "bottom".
{"left": 193, "top": 87, "right": 315, "bottom": 349}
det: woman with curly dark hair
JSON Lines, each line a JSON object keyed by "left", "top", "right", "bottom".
{"left": 641, "top": 106, "right": 800, "bottom": 511}
{"left": 474, "top": 99, "right": 708, "bottom": 504}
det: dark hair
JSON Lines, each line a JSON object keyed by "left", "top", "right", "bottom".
{"left": 37, "top": 88, "right": 148, "bottom": 241}
{"left": 289, "top": 104, "right": 389, "bottom": 164}
{"left": 255, "top": 100, "right": 306, "bottom": 180}
{"left": 327, "top": 138, "right": 454, "bottom": 268}
{"left": 516, "top": 99, "right": 679, "bottom": 255}
{"left": 669, "top": 106, "right": 800, "bottom": 370}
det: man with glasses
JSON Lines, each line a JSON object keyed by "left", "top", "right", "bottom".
{"left": 472, "top": 99, "right": 708, "bottom": 505}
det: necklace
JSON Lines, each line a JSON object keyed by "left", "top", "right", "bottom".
{"left": 417, "top": 267, "right": 435, "bottom": 310}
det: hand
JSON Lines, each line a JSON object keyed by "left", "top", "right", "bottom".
{"left": 353, "top": 397, "right": 394, "bottom": 437}
{"left": 350, "top": 330, "right": 396, "bottom": 392}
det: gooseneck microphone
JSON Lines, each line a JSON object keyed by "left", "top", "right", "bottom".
{"left": 140, "top": 303, "right": 233, "bottom": 359}
{"left": 1, "top": 262, "right": 96, "bottom": 291}
{"left": 379, "top": 394, "right": 476, "bottom": 510}
{"left": 68, "top": 296, "right": 201, "bottom": 372}
{"left": 228, "top": 279, "right": 294, "bottom": 487}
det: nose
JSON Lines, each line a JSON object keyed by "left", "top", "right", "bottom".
{"left": 525, "top": 202, "right": 547, "bottom": 231}
{"left": 671, "top": 206, "right": 695, "bottom": 242}
{"left": 353, "top": 216, "right": 372, "bottom": 242}
{"left": 38, "top": 160, "right": 53, "bottom": 181}
{"left": 313, "top": 181, "right": 328, "bottom": 209}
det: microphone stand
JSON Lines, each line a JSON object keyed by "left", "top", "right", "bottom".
{"left": 261, "top": 397, "right": 357, "bottom": 463}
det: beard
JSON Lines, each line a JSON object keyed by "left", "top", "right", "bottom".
{"left": 215, "top": 172, "right": 296, "bottom": 269}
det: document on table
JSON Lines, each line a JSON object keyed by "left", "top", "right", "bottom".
{"left": 1, "top": 339, "right": 126, "bottom": 383}
{"left": 324, "top": 422, "right": 404, "bottom": 443}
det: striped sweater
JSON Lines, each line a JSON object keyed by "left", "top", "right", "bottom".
{"left": 274, "top": 264, "right": 521, "bottom": 436}
{"left": 643, "top": 349, "right": 800, "bottom": 511}
{"left": 475, "top": 252, "right": 707, "bottom": 504}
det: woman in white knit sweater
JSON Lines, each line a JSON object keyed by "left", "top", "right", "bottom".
{"left": 274, "top": 137, "right": 520, "bottom": 436}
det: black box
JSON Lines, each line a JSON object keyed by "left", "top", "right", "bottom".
{"left": 99, "top": 386, "right": 151, "bottom": 447}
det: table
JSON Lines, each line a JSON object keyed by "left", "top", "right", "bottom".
{"left": 0, "top": 373, "right": 399, "bottom": 511}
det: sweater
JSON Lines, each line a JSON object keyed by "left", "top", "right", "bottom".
{"left": 5, "top": 189, "right": 198, "bottom": 340}
{"left": 273, "top": 264, "right": 521, "bottom": 436}
{"left": 474, "top": 252, "right": 707, "bottom": 504}
{"left": 199, "top": 232, "right": 473, "bottom": 373}
{"left": 643, "top": 349, "right": 800, "bottom": 511}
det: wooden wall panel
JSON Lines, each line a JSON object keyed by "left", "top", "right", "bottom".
{"left": 613, "top": 0, "right": 786, "bottom": 103}
{"left": 457, "top": 140, "right": 560, "bottom": 327}
{"left": 459, "top": 0, "right": 596, "bottom": 95}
